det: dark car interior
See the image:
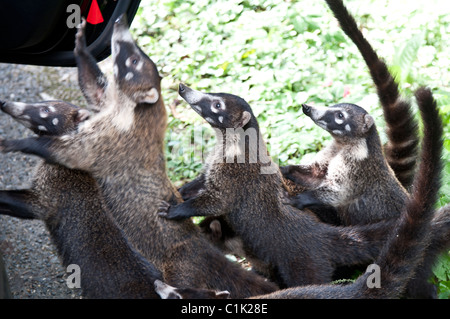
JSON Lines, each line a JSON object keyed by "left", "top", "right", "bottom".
{"left": 0, "top": 0, "right": 141, "bottom": 66}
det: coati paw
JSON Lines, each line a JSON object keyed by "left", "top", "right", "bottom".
{"left": 74, "top": 18, "right": 87, "bottom": 55}
{"left": 0, "top": 139, "right": 13, "bottom": 153}
{"left": 158, "top": 200, "right": 192, "bottom": 220}
{"left": 157, "top": 200, "right": 171, "bottom": 217}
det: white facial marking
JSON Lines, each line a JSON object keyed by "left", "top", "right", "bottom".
{"left": 135, "top": 60, "right": 144, "bottom": 71}
{"left": 38, "top": 125, "right": 48, "bottom": 132}
{"left": 205, "top": 117, "right": 216, "bottom": 124}
{"left": 48, "top": 106, "right": 56, "bottom": 112}
{"left": 113, "top": 65, "right": 119, "bottom": 77}
{"left": 332, "top": 130, "right": 343, "bottom": 136}
{"left": 192, "top": 105, "right": 202, "bottom": 113}
{"left": 211, "top": 105, "right": 219, "bottom": 113}
{"left": 39, "top": 111, "right": 49, "bottom": 118}
{"left": 184, "top": 88, "right": 208, "bottom": 105}
{"left": 125, "top": 57, "right": 132, "bottom": 67}
{"left": 52, "top": 118, "right": 59, "bottom": 126}
{"left": 125, "top": 72, "right": 134, "bottom": 81}
{"left": 218, "top": 116, "right": 224, "bottom": 123}
{"left": 335, "top": 118, "right": 344, "bottom": 125}
{"left": 309, "top": 106, "right": 328, "bottom": 120}
{"left": 345, "top": 124, "right": 351, "bottom": 132}
{"left": 112, "top": 26, "right": 135, "bottom": 44}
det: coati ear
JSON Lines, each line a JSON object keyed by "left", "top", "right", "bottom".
{"left": 75, "top": 109, "right": 91, "bottom": 124}
{"left": 362, "top": 114, "right": 374, "bottom": 133}
{"left": 235, "top": 111, "right": 251, "bottom": 128}
{"left": 215, "top": 290, "right": 231, "bottom": 299}
{"left": 138, "top": 87, "right": 159, "bottom": 104}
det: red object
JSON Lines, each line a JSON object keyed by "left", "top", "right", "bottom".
{"left": 87, "top": 0, "right": 104, "bottom": 25}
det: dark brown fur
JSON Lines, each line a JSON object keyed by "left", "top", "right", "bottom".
{"left": 0, "top": 100, "right": 163, "bottom": 299}
{"left": 0, "top": 16, "right": 277, "bottom": 298}
{"left": 159, "top": 85, "right": 406, "bottom": 288}
{"left": 251, "top": 87, "right": 443, "bottom": 298}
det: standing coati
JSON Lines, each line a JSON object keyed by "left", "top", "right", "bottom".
{"left": 157, "top": 83, "right": 416, "bottom": 288}
{"left": 0, "top": 15, "right": 278, "bottom": 297}
{"left": 0, "top": 99, "right": 165, "bottom": 299}
{"left": 284, "top": 102, "right": 409, "bottom": 225}
{"left": 249, "top": 87, "right": 443, "bottom": 298}
{"left": 323, "top": 0, "right": 420, "bottom": 189}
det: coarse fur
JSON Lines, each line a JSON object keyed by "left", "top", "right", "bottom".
{"left": 159, "top": 84, "right": 408, "bottom": 288}
{"left": 250, "top": 87, "right": 444, "bottom": 298}
{"left": 0, "top": 100, "right": 163, "bottom": 299}
{"left": 0, "top": 16, "right": 277, "bottom": 298}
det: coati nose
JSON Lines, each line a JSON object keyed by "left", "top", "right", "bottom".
{"left": 302, "top": 104, "right": 311, "bottom": 115}
{"left": 0, "top": 100, "right": 6, "bottom": 110}
{"left": 178, "top": 83, "right": 185, "bottom": 93}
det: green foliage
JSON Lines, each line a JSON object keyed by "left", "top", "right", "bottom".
{"left": 132, "top": 0, "right": 450, "bottom": 297}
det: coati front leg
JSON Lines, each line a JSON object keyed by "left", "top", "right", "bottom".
{"left": 74, "top": 18, "right": 108, "bottom": 110}
{"left": 177, "top": 173, "right": 206, "bottom": 201}
{"left": 0, "top": 135, "right": 94, "bottom": 171}
{"left": 280, "top": 163, "right": 327, "bottom": 188}
{"left": 0, "top": 190, "right": 37, "bottom": 219}
{"left": 158, "top": 191, "right": 223, "bottom": 220}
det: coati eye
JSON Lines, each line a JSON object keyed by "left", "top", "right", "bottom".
{"left": 214, "top": 102, "right": 221, "bottom": 109}
{"left": 41, "top": 107, "right": 50, "bottom": 113}
{"left": 132, "top": 59, "right": 138, "bottom": 64}
{"left": 337, "top": 112, "right": 344, "bottom": 119}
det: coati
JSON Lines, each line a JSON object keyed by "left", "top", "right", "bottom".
{"left": 284, "top": 102, "right": 409, "bottom": 225}
{"left": 158, "top": 83, "right": 412, "bottom": 288}
{"left": 323, "top": 0, "right": 420, "bottom": 189}
{"left": 0, "top": 15, "right": 278, "bottom": 298}
{"left": 0, "top": 99, "right": 164, "bottom": 299}
{"left": 250, "top": 87, "right": 444, "bottom": 298}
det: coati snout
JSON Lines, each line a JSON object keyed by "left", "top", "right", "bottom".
{"left": 112, "top": 14, "right": 160, "bottom": 105}
{"left": 0, "top": 100, "right": 90, "bottom": 135}
{"left": 178, "top": 83, "right": 252, "bottom": 129}
{"left": 302, "top": 103, "right": 374, "bottom": 139}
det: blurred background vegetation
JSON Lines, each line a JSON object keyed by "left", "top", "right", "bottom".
{"left": 130, "top": 0, "right": 450, "bottom": 297}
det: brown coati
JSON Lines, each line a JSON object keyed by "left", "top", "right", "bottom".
{"left": 284, "top": 102, "right": 409, "bottom": 225}
{"left": 323, "top": 0, "right": 420, "bottom": 189}
{"left": 0, "top": 15, "right": 278, "bottom": 297}
{"left": 0, "top": 99, "right": 164, "bottom": 299}
{"left": 157, "top": 84, "right": 411, "bottom": 288}
{"left": 248, "top": 87, "right": 443, "bottom": 298}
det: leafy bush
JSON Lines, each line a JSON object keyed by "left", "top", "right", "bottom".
{"left": 132, "top": 0, "right": 450, "bottom": 297}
